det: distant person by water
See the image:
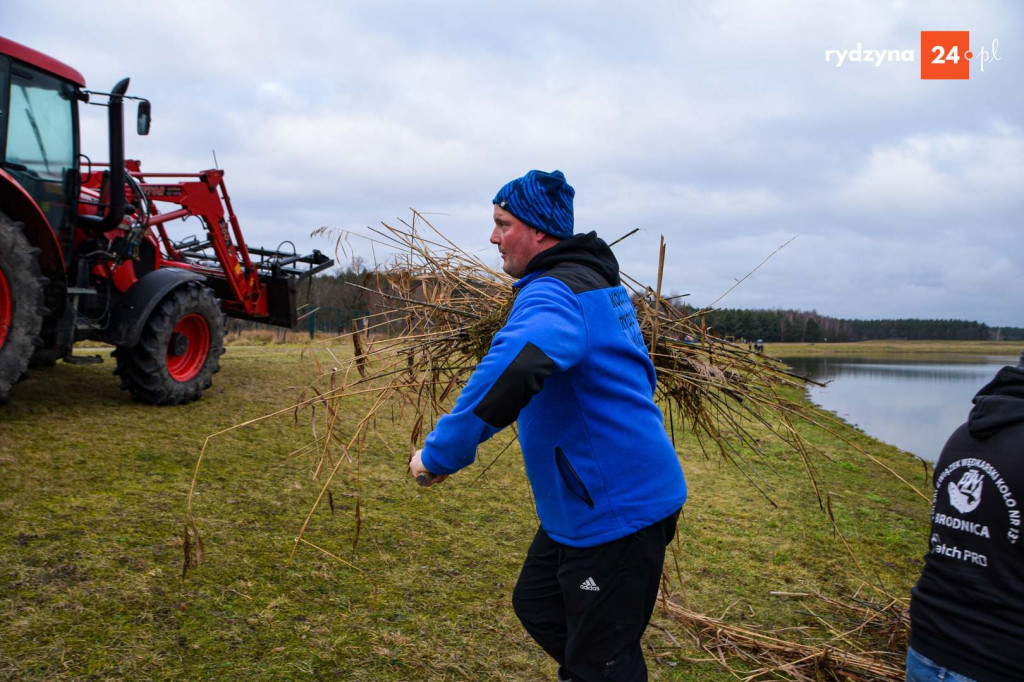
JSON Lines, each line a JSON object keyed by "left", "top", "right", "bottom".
{"left": 906, "top": 351, "right": 1024, "bottom": 682}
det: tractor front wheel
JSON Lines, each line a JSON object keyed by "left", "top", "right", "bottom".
{"left": 114, "top": 283, "right": 225, "bottom": 405}
{"left": 0, "top": 213, "right": 45, "bottom": 405}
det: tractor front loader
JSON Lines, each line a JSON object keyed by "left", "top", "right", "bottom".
{"left": 0, "top": 37, "right": 332, "bottom": 406}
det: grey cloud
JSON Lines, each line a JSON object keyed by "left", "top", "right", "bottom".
{"left": 5, "top": 0, "right": 1022, "bottom": 325}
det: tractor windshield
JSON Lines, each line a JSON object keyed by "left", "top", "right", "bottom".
{"left": 2, "top": 62, "right": 77, "bottom": 233}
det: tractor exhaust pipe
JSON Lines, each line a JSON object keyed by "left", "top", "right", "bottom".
{"left": 77, "top": 77, "right": 130, "bottom": 231}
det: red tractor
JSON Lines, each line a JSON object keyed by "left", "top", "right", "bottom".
{"left": 0, "top": 37, "right": 331, "bottom": 405}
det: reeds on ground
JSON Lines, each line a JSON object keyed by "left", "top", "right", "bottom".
{"left": 661, "top": 590, "right": 907, "bottom": 681}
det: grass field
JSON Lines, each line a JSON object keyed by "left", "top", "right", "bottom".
{"left": 0, "top": 338, "right": 943, "bottom": 680}
{"left": 765, "top": 339, "right": 1022, "bottom": 359}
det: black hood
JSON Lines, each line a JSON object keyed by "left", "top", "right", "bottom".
{"left": 522, "top": 231, "right": 620, "bottom": 286}
{"left": 968, "top": 365, "right": 1024, "bottom": 438}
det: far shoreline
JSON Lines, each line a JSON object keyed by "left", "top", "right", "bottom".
{"left": 762, "top": 339, "right": 1022, "bottom": 360}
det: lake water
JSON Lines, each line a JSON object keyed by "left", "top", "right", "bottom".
{"left": 784, "top": 355, "right": 1019, "bottom": 462}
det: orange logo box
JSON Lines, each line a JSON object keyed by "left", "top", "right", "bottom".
{"left": 921, "top": 31, "right": 971, "bottom": 79}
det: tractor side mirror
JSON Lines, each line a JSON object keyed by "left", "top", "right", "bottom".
{"left": 137, "top": 100, "right": 151, "bottom": 136}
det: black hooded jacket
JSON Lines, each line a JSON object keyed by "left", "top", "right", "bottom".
{"left": 910, "top": 365, "right": 1024, "bottom": 681}
{"left": 522, "top": 231, "right": 622, "bottom": 287}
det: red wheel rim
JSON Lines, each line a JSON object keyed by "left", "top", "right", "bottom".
{"left": 167, "top": 313, "right": 210, "bottom": 382}
{"left": 0, "top": 268, "right": 11, "bottom": 350}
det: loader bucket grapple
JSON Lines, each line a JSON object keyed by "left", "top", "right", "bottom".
{"left": 124, "top": 166, "right": 333, "bottom": 328}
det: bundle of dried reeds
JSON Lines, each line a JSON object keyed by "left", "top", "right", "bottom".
{"left": 300, "top": 213, "right": 926, "bottom": 511}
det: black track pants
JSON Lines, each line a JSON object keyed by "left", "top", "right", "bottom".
{"left": 512, "top": 509, "right": 680, "bottom": 682}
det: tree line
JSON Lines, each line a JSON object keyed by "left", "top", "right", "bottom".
{"left": 684, "top": 307, "right": 1021, "bottom": 343}
{"left": 255, "top": 266, "right": 1024, "bottom": 343}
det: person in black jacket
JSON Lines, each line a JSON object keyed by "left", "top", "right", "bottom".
{"left": 907, "top": 351, "right": 1024, "bottom": 682}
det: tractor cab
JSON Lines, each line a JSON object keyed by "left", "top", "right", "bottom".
{"left": 0, "top": 41, "right": 80, "bottom": 243}
{"left": 1, "top": 38, "right": 153, "bottom": 252}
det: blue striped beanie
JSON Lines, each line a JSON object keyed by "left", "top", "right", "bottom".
{"left": 493, "top": 170, "right": 574, "bottom": 239}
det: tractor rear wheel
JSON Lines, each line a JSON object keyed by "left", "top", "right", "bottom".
{"left": 113, "top": 283, "right": 225, "bottom": 405}
{"left": 0, "top": 213, "right": 45, "bottom": 405}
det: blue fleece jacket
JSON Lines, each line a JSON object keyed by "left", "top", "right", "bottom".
{"left": 420, "top": 233, "right": 686, "bottom": 548}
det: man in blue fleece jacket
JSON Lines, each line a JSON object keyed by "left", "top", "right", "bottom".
{"left": 409, "top": 169, "right": 686, "bottom": 682}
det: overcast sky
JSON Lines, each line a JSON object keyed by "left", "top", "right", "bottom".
{"left": 6, "top": 1, "right": 1022, "bottom": 325}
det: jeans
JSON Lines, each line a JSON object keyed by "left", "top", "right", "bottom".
{"left": 906, "top": 646, "right": 978, "bottom": 682}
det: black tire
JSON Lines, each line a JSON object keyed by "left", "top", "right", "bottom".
{"left": 113, "top": 283, "right": 225, "bottom": 405}
{"left": 0, "top": 213, "right": 45, "bottom": 405}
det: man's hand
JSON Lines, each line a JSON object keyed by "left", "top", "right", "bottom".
{"left": 409, "top": 449, "right": 449, "bottom": 487}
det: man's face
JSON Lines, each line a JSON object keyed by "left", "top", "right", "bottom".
{"left": 491, "top": 205, "right": 541, "bottom": 278}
